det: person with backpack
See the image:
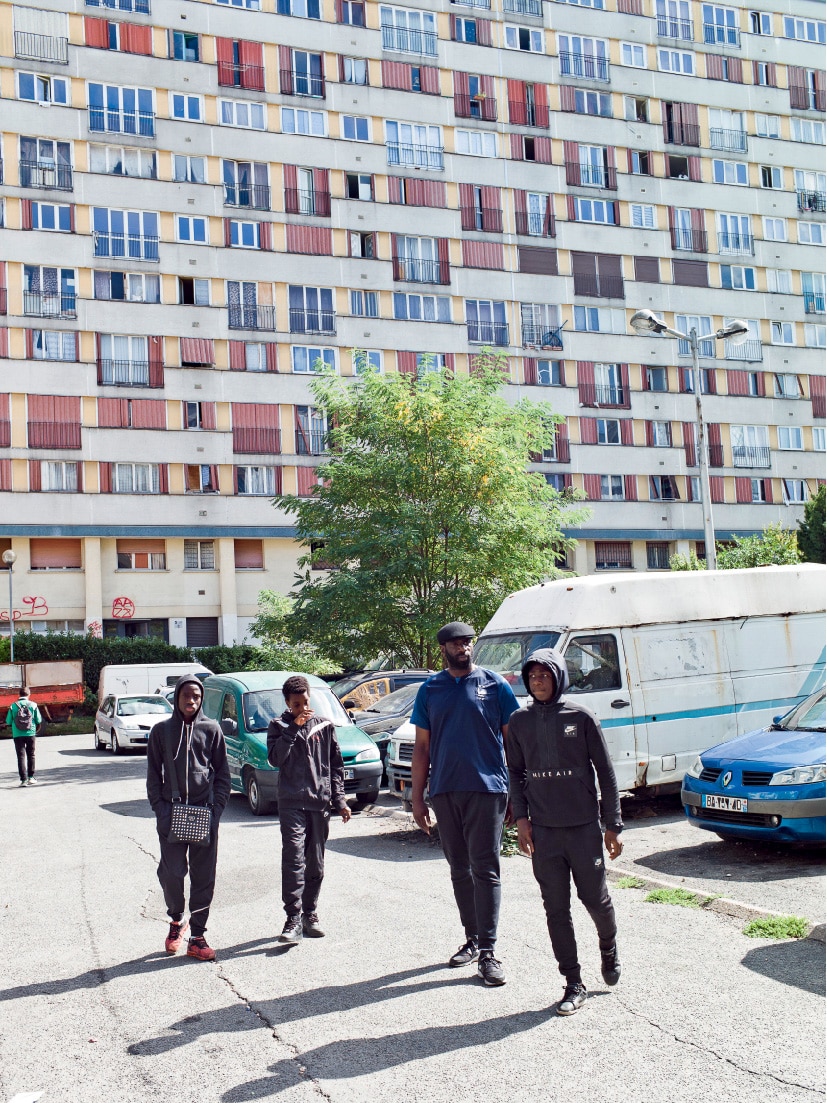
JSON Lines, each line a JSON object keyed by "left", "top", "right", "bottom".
{"left": 6, "top": 687, "right": 42, "bottom": 786}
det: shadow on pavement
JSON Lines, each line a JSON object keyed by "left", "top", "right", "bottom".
{"left": 8, "top": 758, "right": 148, "bottom": 786}
{"left": 630, "top": 838, "right": 825, "bottom": 883}
{"left": 741, "top": 938, "right": 826, "bottom": 995}
{"left": 326, "top": 829, "right": 443, "bottom": 862}
{"left": 101, "top": 799, "right": 155, "bottom": 819}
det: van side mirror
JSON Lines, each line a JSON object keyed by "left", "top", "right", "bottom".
{"left": 221, "top": 718, "right": 238, "bottom": 738}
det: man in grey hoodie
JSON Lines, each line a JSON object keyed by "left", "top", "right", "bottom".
{"left": 506, "top": 648, "right": 623, "bottom": 1016}
{"left": 146, "top": 673, "right": 230, "bottom": 961}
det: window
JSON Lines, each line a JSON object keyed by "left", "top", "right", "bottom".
{"left": 767, "top": 269, "right": 793, "bottom": 294}
{"left": 88, "top": 83, "right": 154, "bottom": 136}
{"left": 630, "top": 203, "right": 656, "bottom": 228}
{"left": 32, "top": 331, "right": 76, "bottom": 361}
{"left": 282, "top": 108, "right": 326, "bottom": 136}
{"left": 720, "top": 265, "right": 755, "bottom": 291}
{"left": 342, "top": 57, "right": 368, "bottom": 85}
{"left": 600, "top": 474, "right": 625, "bottom": 500}
{"left": 620, "top": 42, "right": 646, "bottom": 67}
{"left": 385, "top": 121, "right": 443, "bottom": 169}
{"left": 753, "top": 62, "right": 774, "bottom": 86}
{"left": 29, "top": 539, "right": 82, "bottom": 570}
{"left": 416, "top": 353, "right": 448, "bottom": 375}
{"left": 116, "top": 541, "right": 166, "bottom": 570}
{"left": 651, "top": 421, "right": 672, "bottom": 447}
{"left": 176, "top": 216, "right": 208, "bottom": 245}
{"left": 171, "top": 30, "right": 199, "bottom": 61}
{"left": 18, "top": 72, "right": 68, "bottom": 104}
{"left": 185, "top": 464, "right": 218, "bottom": 493}
{"left": 676, "top": 315, "right": 715, "bottom": 357}
{"left": 184, "top": 401, "right": 205, "bottom": 429}
{"left": 717, "top": 212, "right": 751, "bottom": 255}
{"left": 455, "top": 130, "right": 497, "bottom": 158}
{"left": 19, "top": 137, "right": 72, "bottom": 191}
{"left": 229, "top": 220, "right": 265, "bottom": 249}
{"left": 813, "top": 427, "right": 826, "bottom": 452}
{"left": 278, "top": 0, "right": 321, "bottom": 16}
{"left": 504, "top": 25, "right": 544, "bottom": 52}
{"left": 658, "top": 49, "right": 694, "bottom": 74}
{"left": 575, "top": 90, "right": 612, "bottom": 117}
{"left": 454, "top": 18, "right": 478, "bottom": 44}
{"left": 31, "top": 203, "right": 72, "bottom": 232}
{"left": 236, "top": 467, "right": 279, "bottom": 496}
{"left": 292, "top": 346, "right": 336, "bottom": 373}
{"left": 760, "top": 166, "right": 782, "bottom": 190}
{"left": 342, "top": 115, "right": 370, "bottom": 141}
{"left": 340, "top": 0, "right": 365, "bottom": 23}
{"left": 805, "top": 325, "right": 826, "bottom": 348}
{"left": 353, "top": 349, "right": 383, "bottom": 373}
{"left": 594, "top": 544, "right": 632, "bottom": 571}
{"left": 770, "top": 322, "right": 795, "bottom": 346}
{"left": 90, "top": 144, "right": 157, "bottom": 179}
{"left": 782, "top": 480, "right": 807, "bottom": 503}
{"left": 170, "top": 93, "right": 203, "bottom": 122}
{"left": 749, "top": 11, "right": 772, "bottom": 35}
{"left": 649, "top": 475, "right": 680, "bottom": 500}
{"left": 750, "top": 478, "right": 767, "bottom": 503}
{"left": 629, "top": 152, "right": 652, "bottom": 177}
{"left": 712, "top": 160, "right": 748, "bottom": 186}
{"left": 763, "top": 217, "right": 787, "bottom": 242}
{"left": 220, "top": 100, "right": 266, "bottom": 130}
{"left": 98, "top": 334, "right": 149, "bottom": 384}
{"left": 289, "top": 286, "right": 335, "bottom": 333}
{"left": 345, "top": 173, "right": 373, "bottom": 201}
{"left": 41, "top": 461, "right": 78, "bottom": 494}
{"left": 545, "top": 473, "right": 568, "bottom": 491}
{"left": 572, "top": 198, "right": 616, "bottom": 225}
{"left": 95, "top": 271, "right": 160, "bottom": 303}
{"left": 784, "top": 16, "right": 826, "bottom": 43}
{"left": 466, "top": 300, "right": 508, "bottom": 344}
{"left": 218, "top": 0, "right": 261, "bottom": 7}
{"left": 113, "top": 463, "right": 160, "bottom": 494}
{"left": 537, "top": 360, "right": 562, "bottom": 386}
{"left": 791, "top": 119, "right": 825, "bottom": 146}
{"left": 380, "top": 5, "right": 437, "bottom": 54}
{"left": 799, "top": 222, "right": 825, "bottom": 246}
{"left": 646, "top": 542, "right": 670, "bottom": 570}
{"left": 755, "top": 114, "right": 780, "bottom": 139}
{"left": 184, "top": 540, "right": 215, "bottom": 569}
{"left": 645, "top": 367, "right": 667, "bottom": 392}
{"left": 573, "top": 306, "right": 625, "bottom": 333}
{"left": 702, "top": 4, "right": 739, "bottom": 45}
{"left": 393, "top": 293, "right": 451, "bottom": 322}
{"left": 296, "top": 406, "right": 328, "bottom": 454}
{"left": 172, "top": 154, "right": 206, "bottom": 183}
{"left": 625, "top": 96, "right": 648, "bottom": 122}
{"left": 349, "top": 230, "right": 375, "bottom": 258}
{"left": 350, "top": 290, "right": 379, "bottom": 317}
{"left": 223, "top": 161, "right": 269, "bottom": 210}
{"left": 774, "top": 373, "right": 801, "bottom": 398}
{"left": 778, "top": 426, "right": 803, "bottom": 451}
{"left": 178, "top": 278, "right": 210, "bottom": 306}
{"left": 23, "top": 266, "right": 76, "bottom": 317}
{"left": 597, "top": 419, "right": 620, "bottom": 445}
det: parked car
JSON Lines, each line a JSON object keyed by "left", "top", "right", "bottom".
{"left": 201, "top": 671, "right": 382, "bottom": 815}
{"left": 94, "top": 694, "right": 173, "bottom": 754}
{"left": 386, "top": 719, "right": 417, "bottom": 810}
{"left": 352, "top": 682, "right": 422, "bottom": 783}
{"left": 681, "top": 687, "right": 826, "bottom": 844}
{"left": 332, "top": 669, "right": 432, "bottom": 711}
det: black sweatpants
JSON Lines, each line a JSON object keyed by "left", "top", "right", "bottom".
{"left": 14, "top": 736, "right": 36, "bottom": 781}
{"left": 530, "top": 821, "right": 617, "bottom": 985}
{"left": 157, "top": 828, "right": 219, "bottom": 937}
{"left": 280, "top": 806, "right": 329, "bottom": 918}
{"left": 430, "top": 790, "right": 508, "bottom": 953}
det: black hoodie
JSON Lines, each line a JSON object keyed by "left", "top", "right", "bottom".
{"left": 267, "top": 709, "right": 346, "bottom": 812}
{"left": 506, "top": 648, "right": 623, "bottom": 832}
{"left": 146, "top": 674, "right": 231, "bottom": 832}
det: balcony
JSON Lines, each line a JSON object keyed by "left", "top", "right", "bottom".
{"left": 86, "top": 0, "right": 150, "bottom": 10}
{"left": 702, "top": 22, "right": 740, "bottom": 47}
{"left": 664, "top": 121, "right": 700, "bottom": 147}
{"left": 232, "top": 427, "right": 281, "bottom": 454}
{"left": 708, "top": 444, "right": 724, "bottom": 467}
{"left": 567, "top": 162, "right": 617, "bottom": 189}
{"left": 504, "top": 0, "right": 542, "bottom": 11}
{"left": 559, "top": 52, "right": 610, "bottom": 82}
{"left": 228, "top": 304, "right": 277, "bottom": 332}
{"left": 804, "top": 292, "right": 825, "bottom": 314}
{"left": 732, "top": 445, "right": 771, "bottom": 468}
{"left": 23, "top": 292, "right": 77, "bottom": 318}
{"left": 725, "top": 339, "right": 763, "bottom": 362}
{"left": 288, "top": 308, "right": 336, "bottom": 335}
{"left": 573, "top": 273, "right": 625, "bottom": 299}
{"left": 671, "top": 227, "right": 708, "bottom": 252}
{"left": 27, "top": 421, "right": 81, "bottom": 448}
{"left": 578, "top": 383, "right": 627, "bottom": 407}
{"left": 224, "top": 183, "right": 271, "bottom": 211}
{"left": 454, "top": 94, "right": 497, "bottom": 121}
{"left": 93, "top": 231, "right": 160, "bottom": 261}
{"left": 798, "top": 190, "right": 827, "bottom": 213}
{"left": 0, "top": 287, "right": 6, "bottom": 315}
{"left": 284, "top": 188, "right": 331, "bottom": 217}
{"left": 217, "top": 62, "right": 265, "bottom": 91}
{"left": 451, "top": 0, "right": 490, "bottom": 7}
{"left": 522, "top": 324, "right": 564, "bottom": 350}
{"left": 88, "top": 107, "right": 155, "bottom": 138}
{"left": 467, "top": 322, "right": 509, "bottom": 346}
{"left": 19, "top": 160, "right": 73, "bottom": 191}
{"left": 515, "top": 209, "right": 555, "bottom": 237}
{"left": 380, "top": 24, "right": 438, "bottom": 55}
{"left": 280, "top": 70, "right": 325, "bottom": 98}
{"left": 393, "top": 257, "right": 446, "bottom": 284}
{"left": 98, "top": 360, "right": 150, "bottom": 386}
{"left": 717, "top": 232, "right": 753, "bottom": 256}
{"left": 14, "top": 31, "right": 69, "bottom": 63}
{"left": 461, "top": 206, "right": 503, "bottom": 233}
{"left": 508, "top": 100, "right": 549, "bottom": 128}
{"left": 296, "top": 430, "right": 328, "bottom": 456}
{"left": 386, "top": 142, "right": 444, "bottom": 171}
{"left": 656, "top": 15, "right": 693, "bottom": 39}
{"left": 709, "top": 128, "right": 747, "bottom": 153}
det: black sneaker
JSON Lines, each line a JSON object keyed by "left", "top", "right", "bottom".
{"left": 556, "top": 983, "right": 587, "bottom": 1016}
{"left": 302, "top": 913, "right": 325, "bottom": 938}
{"left": 477, "top": 951, "right": 506, "bottom": 987}
{"left": 279, "top": 915, "right": 303, "bottom": 944}
{"left": 448, "top": 939, "right": 479, "bottom": 968}
{"left": 601, "top": 945, "right": 621, "bottom": 986}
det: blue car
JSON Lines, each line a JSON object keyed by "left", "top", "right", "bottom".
{"left": 682, "top": 687, "right": 826, "bottom": 844}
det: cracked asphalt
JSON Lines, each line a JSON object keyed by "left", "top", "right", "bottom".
{"left": 1, "top": 734, "right": 824, "bottom": 1103}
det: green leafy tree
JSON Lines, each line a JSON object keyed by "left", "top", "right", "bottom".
{"left": 247, "top": 591, "right": 339, "bottom": 675}
{"left": 715, "top": 523, "right": 802, "bottom": 570}
{"left": 276, "top": 353, "right": 586, "bottom": 669}
{"left": 669, "top": 551, "right": 706, "bottom": 571}
{"left": 797, "top": 484, "right": 826, "bottom": 563}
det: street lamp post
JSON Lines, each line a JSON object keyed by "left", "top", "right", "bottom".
{"left": 629, "top": 310, "right": 749, "bottom": 571}
{"left": 2, "top": 549, "right": 16, "bottom": 661}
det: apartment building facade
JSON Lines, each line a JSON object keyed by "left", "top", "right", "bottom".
{"left": 0, "top": 0, "right": 823, "bottom": 646}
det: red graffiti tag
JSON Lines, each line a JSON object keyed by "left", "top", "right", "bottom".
{"left": 87, "top": 620, "right": 103, "bottom": 638}
{"left": 22, "top": 595, "right": 48, "bottom": 617}
{"left": 111, "top": 596, "right": 135, "bottom": 619}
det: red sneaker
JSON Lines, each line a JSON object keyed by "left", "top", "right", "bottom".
{"left": 165, "top": 919, "right": 189, "bottom": 954}
{"left": 186, "top": 936, "right": 216, "bottom": 962}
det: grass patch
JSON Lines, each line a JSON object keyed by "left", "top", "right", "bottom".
{"left": 41, "top": 716, "right": 95, "bottom": 737}
{"left": 615, "top": 876, "right": 646, "bottom": 889}
{"left": 743, "top": 915, "right": 810, "bottom": 940}
{"left": 645, "top": 887, "right": 703, "bottom": 908}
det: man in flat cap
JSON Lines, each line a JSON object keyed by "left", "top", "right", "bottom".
{"left": 410, "top": 622, "right": 519, "bottom": 986}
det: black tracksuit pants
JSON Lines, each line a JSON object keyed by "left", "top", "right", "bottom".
{"left": 157, "top": 830, "right": 219, "bottom": 937}
{"left": 14, "top": 736, "right": 36, "bottom": 781}
{"left": 530, "top": 821, "right": 617, "bottom": 985}
{"left": 280, "top": 806, "right": 329, "bottom": 917}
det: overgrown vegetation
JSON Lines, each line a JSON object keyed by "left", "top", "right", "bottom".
{"left": 671, "top": 523, "right": 802, "bottom": 571}
{"left": 742, "top": 915, "right": 810, "bottom": 940}
{"left": 615, "top": 875, "right": 646, "bottom": 889}
{"left": 645, "top": 887, "right": 704, "bottom": 908}
{"left": 797, "top": 484, "right": 826, "bottom": 564}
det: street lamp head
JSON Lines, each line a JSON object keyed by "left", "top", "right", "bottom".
{"left": 1, "top": 550, "right": 16, "bottom": 566}
{"left": 630, "top": 309, "right": 669, "bottom": 335}
{"left": 715, "top": 319, "right": 750, "bottom": 346}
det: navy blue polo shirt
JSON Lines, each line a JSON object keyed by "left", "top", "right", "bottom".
{"left": 410, "top": 667, "right": 519, "bottom": 796}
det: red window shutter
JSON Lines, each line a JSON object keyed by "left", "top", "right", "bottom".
{"left": 238, "top": 39, "right": 264, "bottom": 90}
{"left": 688, "top": 156, "right": 701, "bottom": 182}
{"left": 810, "top": 375, "right": 826, "bottom": 418}
{"left": 577, "top": 362, "right": 595, "bottom": 404}
{"left": 443, "top": 353, "right": 455, "bottom": 372}
{"left": 583, "top": 474, "right": 601, "bottom": 500}
{"left": 534, "top": 137, "right": 552, "bottom": 164}
{"left": 21, "top": 200, "right": 33, "bottom": 229}
{"left": 480, "top": 185, "right": 502, "bottom": 232}
{"left": 85, "top": 16, "right": 110, "bottom": 48}
{"left": 131, "top": 400, "right": 165, "bottom": 429}
{"left": 580, "top": 417, "right": 597, "bottom": 444}
{"left": 508, "top": 79, "right": 526, "bottom": 124}
{"left": 418, "top": 64, "right": 438, "bottom": 94}
{"left": 229, "top": 341, "right": 246, "bottom": 371}
{"left": 619, "top": 364, "right": 631, "bottom": 407}
{"left": 624, "top": 475, "right": 638, "bottom": 501}
{"left": 514, "top": 189, "right": 527, "bottom": 229}
{"left": 787, "top": 66, "right": 809, "bottom": 108}
{"left": 265, "top": 344, "right": 279, "bottom": 372}
{"left": 450, "top": 13, "right": 458, "bottom": 39}
{"left": 726, "top": 370, "right": 748, "bottom": 396}
{"left": 98, "top": 397, "right": 126, "bottom": 427}
{"left": 279, "top": 45, "right": 293, "bottom": 94}
{"left": 437, "top": 237, "right": 450, "bottom": 283}
{"left": 296, "top": 466, "right": 319, "bottom": 496}
{"left": 735, "top": 477, "right": 751, "bottom": 503}
{"left": 564, "top": 140, "right": 579, "bottom": 185}
{"left": 382, "top": 60, "right": 410, "bottom": 90}
{"left": 29, "top": 459, "right": 42, "bottom": 491}
{"left": 682, "top": 423, "right": 696, "bottom": 466}
{"left": 566, "top": 194, "right": 576, "bottom": 221}
{"left": 707, "top": 54, "right": 724, "bottom": 80}
{"left": 606, "top": 145, "right": 616, "bottom": 171}
{"left": 25, "top": 329, "right": 34, "bottom": 359}
{"left": 397, "top": 351, "right": 417, "bottom": 376}
{"left": 459, "top": 183, "right": 475, "bottom": 231}
{"left": 533, "top": 82, "right": 549, "bottom": 127}
{"left": 387, "top": 177, "right": 403, "bottom": 203}
{"left": 462, "top": 240, "right": 504, "bottom": 270}
{"left": 284, "top": 164, "right": 299, "bottom": 213}
{"left": 235, "top": 538, "right": 264, "bottom": 568}
{"left": 286, "top": 224, "right": 333, "bottom": 255}
{"left": 259, "top": 221, "right": 272, "bottom": 251}
{"left": 709, "top": 476, "right": 725, "bottom": 503}
{"left": 180, "top": 338, "right": 215, "bottom": 365}
{"left": 480, "top": 74, "right": 496, "bottom": 118}
{"left": 122, "top": 23, "right": 151, "bottom": 54}
{"left": 620, "top": 420, "right": 634, "bottom": 446}
{"left": 762, "top": 478, "right": 773, "bottom": 504}
{"left": 476, "top": 18, "right": 491, "bottom": 45}
{"left": 766, "top": 62, "right": 777, "bottom": 86}
{"left": 727, "top": 57, "right": 743, "bottom": 83}
{"left": 313, "top": 168, "right": 330, "bottom": 215}
{"left": 422, "top": 180, "right": 446, "bottom": 207}
{"left": 0, "top": 459, "right": 11, "bottom": 491}
{"left": 157, "top": 464, "right": 168, "bottom": 494}
{"left": 0, "top": 328, "right": 7, "bottom": 359}
{"left": 99, "top": 462, "right": 112, "bottom": 493}
{"left": 510, "top": 133, "right": 524, "bottom": 161}
{"left": 645, "top": 420, "right": 654, "bottom": 447}
{"left": 148, "top": 335, "right": 164, "bottom": 388}
{"left": 560, "top": 84, "right": 576, "bottom": 112}
{"left": 208, "top": 465, "right": 219, "bottom": 491}
{"left": 524, "top": 358, "right": 538, "bottom": 385}
{"left": 30, "top": 538, "right": 82, "bottom": 568}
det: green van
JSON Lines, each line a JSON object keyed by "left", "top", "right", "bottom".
{"left": 201, "top": 671, "right": 382, "bottom": 815}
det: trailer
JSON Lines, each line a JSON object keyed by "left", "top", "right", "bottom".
{"left": 0, "top": 660, "right": 85, "bottom": 727}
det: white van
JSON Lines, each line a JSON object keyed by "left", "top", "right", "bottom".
{"left": 388, "top": 565, "right": 825, "bottom": 800}
{"left": 97, "top": 662, "right": 213, "bottom": 702}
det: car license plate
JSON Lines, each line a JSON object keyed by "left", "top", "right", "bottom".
{"left": 703, "top": 794, "right": 747, "bottom": 812}
{"left": 344, "top": 769, "right": 354, "bottom": 780}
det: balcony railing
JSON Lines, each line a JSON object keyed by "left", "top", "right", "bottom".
{"left": 708, "top": 444, "right": 724, "bottom": 467}
{"left": 461, "top": 206, "right": 504, "bottom": 233}
{"left": 671, "top": 227, "right": 708, "bottom": 252}
{"left": 709, "top": 127, "right": 747, "bottom": 152}
{"left": 98, "top": 359, "right": 150, "bottom": 386}
{"left": 0, "top": 287, "right": 6, "bottom": 315}
{"left": 798, "top": 190, "right": 827, "bottom": 213}
{"left": 508, "top": 100, "right": 549, "bottom": 128}
{"left": 559, "top": 52, "right": 610, "bottom": 82}
{"left": 454, "top": 94, "right": 497, "bottom": 121}
{"left": 288, "top": 308, "right": 336, "bottom": 334}
{"left": 386, "top": 142, "right": 444, "bottom": 171}
{"left": 522, "top": 324, "right": 564, "bottom": 350}
{"left": 19, "top": 160, "right": 73, "bottom": 191}
{"left": 732, "top": 445, "right": 770, "bottom": 468}
{"left": 702, "top": 22, "right": 740, "bottom": 47}
{"left": 93, "top": 231, "right": 160, "bottom": 261}
{"left": 284, "top": 188, "right": 331, "bottom": 217}
{"left": 393, "top": 257, "right": 445, "bottom": 284}
{"left": 23, "top": 291, "right": 77, "bottom": 318}
{"left": 804, "top": 292, "right": 825, "bottom": 314}
{"left": 664, "top": 121, "right": 700, "bottom": 146}
{"left": 86, "top": 0, "right": 150, "bottom": 11}
{"left": 568, "top": 162, "right": 617, "bottom": 189}
{"left": 679, "top": 339, "right": 716, "bottom": 358}
{"left": 228, "top": 304, "right": 277, "bottom": 331}
{"left": 380, "top": 24, "right": 438, "bottom": 55}
{"left": 218, "top": 61, "right": 265, "bottom": 91}
{"left": 28, "top": 421, "right": 82, "bottom": 449}
{"left": 656, "top": 15, "right": 693, "bottom": 39}
{"left": 281, "top": 70, "right": 325, "bottom": 97}
{"left": 467, "top": 322, "right": 509, "bottom": 346}
{"left": 717, "top": 232, "right": 753, "bottom": 256}
{"left": 232, "top": 427, "right": 281, "bottom": 454}
{"left": 573, "top": 273, "right": 625, "bottom": 299}
{"left": 296, "top": 430, "right": 328, "bottom": 456}
{"left": 504, "top": 0, "right": 542, "bottom": 11}
{"left": 88, "top": 107, "right": 155, "bottom": 138}
{"left": 452, "top": 0, "right": 490, "bottom": 7}
{"left": 725, "top": 338, "right": 763, "bottom": 362}
{"left": 578, "top": 383, "right": 627, "bottom": 407}
{"left": 516, "top": 209, "right": 555, "bottom": 237}
{"left": 225, "top": 184, "right": 271, "bottom": 211}
{"left": 14, "top": 31, "right": 69, "bottom": 63}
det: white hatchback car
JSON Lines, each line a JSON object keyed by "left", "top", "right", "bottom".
{"left": 94, "top": 694, "right": 173, "bottom": 754}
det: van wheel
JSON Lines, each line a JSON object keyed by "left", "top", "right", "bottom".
{"left": 244, "top": 769, "right": 271, "bottom": 816}
{"left": 354, "top": 789, "right": 379, "bottom": 809}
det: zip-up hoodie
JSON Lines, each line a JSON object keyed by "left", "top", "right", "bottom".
{"left": 267, "top": 710, "right": 346, "bottom": 812}
{"left": 506, "top": 648, "right": 623, "bottom": 832}
{"left": 146, "top": 674, "right": 231, "bottom": 830}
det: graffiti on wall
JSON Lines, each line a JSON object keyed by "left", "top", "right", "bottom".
{"left": 111, "top": 596, "right": 136, "bottom": 619}
{"left": 0, "top": 595, "right": 49, "bottom": 622}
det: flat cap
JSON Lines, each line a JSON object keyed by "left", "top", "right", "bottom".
{"left": 437, "top": 621, "right": 477, "bottom": 644}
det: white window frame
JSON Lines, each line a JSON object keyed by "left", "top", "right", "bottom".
{"left": 813, "top": 427, "right": 826, "bottom": 452}
{"left": 721, "top": 265, "right": 756, "bottom": 291}
{"left": 89, "top": 144, "right": 157, "bottom": 179}
{"left": 176, "top": 216, "right": 208, "bottom": 245}
{"left": 572, "top": 197, "right": 616, "bottom": 225}
{"left": 770, "top": 321, "right": 795, "bottom": 346}
{"left": 291, "top": 345, "right": 337, "bottom": 373}
{"left": 596, "top": 418, "right": 621, "bottom": 445}
{"left": 630, "top": 203, "right": 656, "bottom": 229}
{"left": 17, "top": 72, "right": 69, "bottom": 105}
{"left": 219, "top": 99, "right": 266, "bottom": 130}
{"left": 777, "top": 426, "right": 803, "bottom": 451}
{"left": 113, "top": 463, "right": 160, "bottom": 495}
{"left": 282, "top": 107, "right": 327, "bottom": 136}
{"left": 798, "top": 222, "right": 825, "bottom": 246}
{"left": 169, "top": 92, "right": 203, "bottom": 122}
{"left": 353, "top": 349, "right": 383, "bottom": 373}
{"left": 342, "top": 115, "right": 371, "bottom": 141}
{"left": 455, "top": 130, "right": 497, "bottom": 158}
{"left": 600, "top": 474, "right": 625, "bottom": 500}
{"left": 184, "top": 539, "right": 216, "bottom": 569}
{"left": 504, "top": 25, "right": 544, "bottom": 52}
{"left": 763, "top": 217, "right": 787, "bottom": 242}
{"left": 712, "top": 159, "right": 748, "bottom": 186}
{"left": 754, "top": 114, "right": 780, "bottom": 138}
{"left": 804, "top": 324, "right": 826, "bottom": 348}
{"left": 658, "top": 49, "right": 694, "bottom": 75}
{"left": 236, "top": 466, "right": 278, "bottom": 496}
{"left": 620, "top": 42, "right": 646, "bottom": 68}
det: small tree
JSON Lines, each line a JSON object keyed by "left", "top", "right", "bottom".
{"left": 248, "top": 591, "right": 339, "bottom": 675}
{"left": 797, "top": 484, "right": 826, "bottom": 564}
{"left": 670, "top": 551, "right": 706, "bottom": 571}
{"left": 716, "top": 523, "right": 801, "bottom": 570}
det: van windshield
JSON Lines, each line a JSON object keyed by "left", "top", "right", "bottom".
{"left": 243, "top": 687, "right": 351, "bottom": 732}
{"left": 473, "top": 632, "right": 561, "bottom": 696}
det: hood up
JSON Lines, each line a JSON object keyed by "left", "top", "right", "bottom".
{"left": 172, "top": 672, "right": 205, "bottom": 723}
{"left": 521, "top": 647, "right": 569, "bottom": 704}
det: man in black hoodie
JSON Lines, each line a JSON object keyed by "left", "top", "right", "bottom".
{"left": 506, "top": 648, "right": 623, "bottom": 1016}
{"left": 146, "top": 673, "right": 230, "bottom": 961}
